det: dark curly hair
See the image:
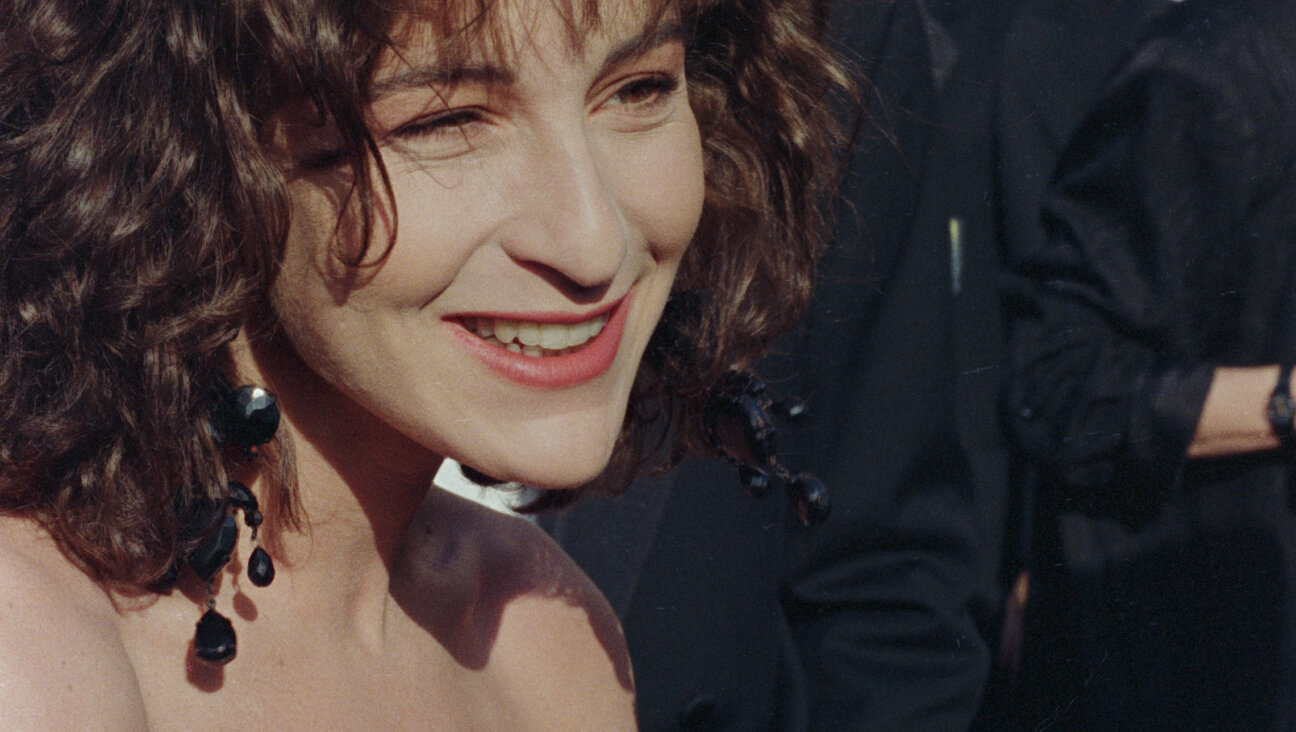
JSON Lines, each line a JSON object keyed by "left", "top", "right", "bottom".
{"left": 0, "top": 0, "right": 847, "bottom": 588}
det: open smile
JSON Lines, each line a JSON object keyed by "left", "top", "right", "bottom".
{"left": 460, "top": 313, "right": 609, "bottom": 357}
{"left": 448, "top": 292, "right": 633, "bottom": 388}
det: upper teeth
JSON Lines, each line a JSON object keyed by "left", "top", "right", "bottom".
{"left": 463, "top": 314, "right": 608, "bottom": 355}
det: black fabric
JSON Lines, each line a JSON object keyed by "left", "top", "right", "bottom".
{"left": 546, "top": 1, "right": 991, "bottom": 729}
{"left": 1004, "top": 0, "right": 1296, "bottom": 728}
{"left": 548, "top": 458, "right": 793, "bottom": 731}
{"left": 913, "top": 0, "right": 1022, "bottom": 649}
{"left": 988, "top": 3, "right": 1168, "bottom": 728}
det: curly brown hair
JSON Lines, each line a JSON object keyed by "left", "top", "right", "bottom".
{"left": 0, "top": 0, "right": 847, "bottom": 588}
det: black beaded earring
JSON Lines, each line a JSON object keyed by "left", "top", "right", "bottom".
{"left": 703, "top": 370, "right": 830, "bottom": 526}
{"left": 210, "top": 378, "right": 280, "bottom": 460}
{"left": 190, "top": 379, "right": 280, "bottom": 665}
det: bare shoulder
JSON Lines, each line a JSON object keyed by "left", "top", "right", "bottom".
{"left": 403, "top": 492, "right": 635, "bottom": 728}
{"left": 0, "top": 518, "right": 149, "bottom": 728}
{"left": 485, "top": 508, "right": 636, "bottom": 729}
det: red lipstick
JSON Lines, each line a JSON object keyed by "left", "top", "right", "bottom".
{"left": 448, "top": 292, "right": 632, "bottom": 389}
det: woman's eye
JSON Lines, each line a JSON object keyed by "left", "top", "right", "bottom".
{"left": 608, "top": 74, "right": 681, "bottom": 109}
{"left": 393, "top": 108, "right": 486, "bottom": 140}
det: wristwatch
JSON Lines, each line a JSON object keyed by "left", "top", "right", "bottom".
{"left": 1267, "top": 363, "right": 1296, "bottom": 448}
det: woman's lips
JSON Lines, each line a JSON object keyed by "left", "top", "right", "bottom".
{"left": 448, "top": 292, "right": 632, "bottom": 388}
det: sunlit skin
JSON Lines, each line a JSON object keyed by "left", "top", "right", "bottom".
{"left": 0, "top": 1, "right": 704, "bottom": 728}
{"left": 270, "top": 4, "right": 702, "bottom": 491}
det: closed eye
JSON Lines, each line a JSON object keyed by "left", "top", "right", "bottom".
{"left": 392, "top": 108, "right": 488, "bottom": 140}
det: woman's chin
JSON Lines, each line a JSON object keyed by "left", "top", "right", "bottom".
{"left": 503, "top": 461, "right": 609, "bottom": 491}
{"left": 459, "top": 442, "right": 616, "bottom": 491}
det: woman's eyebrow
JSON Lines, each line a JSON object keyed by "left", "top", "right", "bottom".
{"left": 370, "top": 64, "right": 515, "bottom": 101}
{"left": 596, "top": 22, "right": 685, "bottom": 77}
{"left": 369, "top": 22, "right": 684, "bottom": 101}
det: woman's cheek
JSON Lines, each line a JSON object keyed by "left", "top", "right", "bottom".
{"left": 617, "top": 117, "right": 706, "bottom": 261}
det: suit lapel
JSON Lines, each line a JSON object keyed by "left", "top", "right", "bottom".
{"left": 541, "top": 471, "right": 674, "bottom": 619}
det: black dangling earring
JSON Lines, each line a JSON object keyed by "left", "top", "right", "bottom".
{"left": 189, "top": 504, "right": 240, "bottom": 664}
{"left": 228, "top": 480, "right": 275, "bottom": 588}
{"left": 189, "top": 378, "right": 280, "bottom": 665}
{"left": 703, "top": 370, "right": 830, "bottom": 526}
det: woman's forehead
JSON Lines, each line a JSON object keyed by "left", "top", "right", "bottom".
{"left": 393, "top": 0, "right": 679, "bottom": 69}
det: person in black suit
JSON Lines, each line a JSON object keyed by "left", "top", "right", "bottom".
{"left": 914, "top": 0, "right": 1023, "bottom": 666}
{"left": 985, "top": 1, "right": 1169, "bottom": 727}
{"left": 545, "top": 1, "right": 994, "bottom": 728}
{"left": 1006, "top": 0, "right": 1296, "bottom": 728}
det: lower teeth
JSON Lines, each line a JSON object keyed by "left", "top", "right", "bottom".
{"left": 489, "top": 336, "right": 568, "bottom": 357}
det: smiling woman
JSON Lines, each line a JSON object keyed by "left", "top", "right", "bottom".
{"left": 270, "top": 2, "right": 705, "bottom": 492}
{"left": 0, "top": 0, "right": 844, "bottom": 727}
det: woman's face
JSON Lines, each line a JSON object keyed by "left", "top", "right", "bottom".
{"left": 270, "top": 0, "right": 703, "bottom": 488}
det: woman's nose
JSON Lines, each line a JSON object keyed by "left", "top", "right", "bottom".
{"left": 501, "top": 128, "right": 629, "bottom": 293}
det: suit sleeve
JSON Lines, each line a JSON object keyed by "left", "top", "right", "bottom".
{"left": 1004, "top": 41, "right": 1264, "bottom": 512}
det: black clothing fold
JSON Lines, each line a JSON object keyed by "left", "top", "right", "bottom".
{"left": 1005, "top": 1, "right": 1296, "bottom": 728}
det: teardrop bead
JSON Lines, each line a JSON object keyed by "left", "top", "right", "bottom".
{"left": 738, "top": 464, "right": 774, "bottom": 498}
{"left": 702, "top": 392, "right": 777, "bottom": 466}
{"left": 194, "top": 609, "right": 237, "bottom": 664}
{"left": 243, "top": 508, "right": 263, "bottom": 528}
{"left": 247, "top": 546, "right": 275, "bottom": 587}
{"left": 790, "top": 473, "right": 830, "bottom": 526}
{"left": 736, "top": 394, "right": 777, "bottom": 463}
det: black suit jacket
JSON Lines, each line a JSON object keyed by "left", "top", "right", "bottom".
{"left": 917, "top": 0, "right": 1023, "bottom": 649}
{"left": 547, "top": 2, "right": 991, "bottom": 729}
{"left": 1005, "top": 1, "right": 1296, "bottom": 728}
{"left": 989, "top": 2, "right": 1168, "bottom": 728}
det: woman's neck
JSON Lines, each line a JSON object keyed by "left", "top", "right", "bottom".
{"left": 228, "top": 331, "right": 444, "bottom": 638}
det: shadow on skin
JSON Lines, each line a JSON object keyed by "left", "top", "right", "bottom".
{"left": 391, "top": 490, "right": 635, "bottom": 692}
{"left": 94, "top": 563, "right": 238, "bottom": 692}
{"left": 283, "top": 160, "right": 394, "bottom": 307}
{"left": 185, "top": 636, "right": 226, "bottom": 692}
{"left": 233, "top": 585, "right": 259, "bottom": 622}
{"left": 239, "top": 331, "right": 634, "bottom": 693}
